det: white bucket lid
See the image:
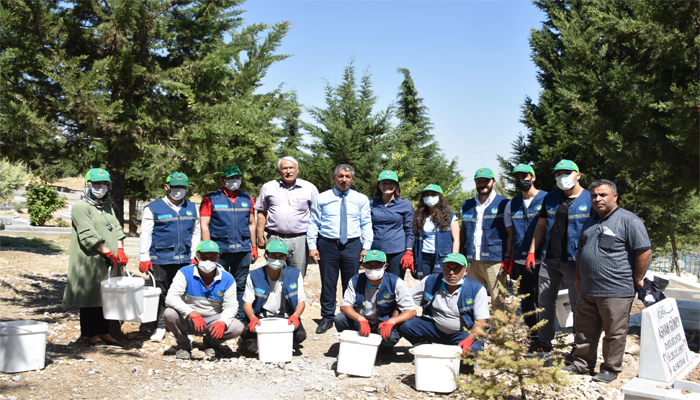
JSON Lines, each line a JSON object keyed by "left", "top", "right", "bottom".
{"left": 338, "top": 330, "right": 382, "bottom": 346}
{"left": 142, "top": 286, "right": 162, "bottom": 296}
{"left": 100, "top": 276, "right": 144, "bottom": 291}
{"left": 410, "top": 344, "right": 462, "bottom": 359}
{"left": 0, "top": 320, "right": 49, "bottom": 335}
{"left": 256, "top": 317, "right": 295, "bottom": 333}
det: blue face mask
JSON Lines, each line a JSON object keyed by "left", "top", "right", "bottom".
{"left": 268, "top": 258, "right": 285, "bottom": 270}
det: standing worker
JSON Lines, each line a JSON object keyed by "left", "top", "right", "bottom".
{"left": 369, "top": 170, "right": 415, "bottom": 278}
{"left": 254, "top": 156, "right": 319, "bottom": 277}
{"left": 307, "top": 164, "right": 373, "bottom": 334}
{"left": 460, "top": 168, "right": 510, "bottom": 309}
{"left": 138, "top": 172, "right": 200, "bottom": 342}
{"left": 200, "top": 165, "right": 257, "bottom": 321}
{"left": 527, "top": 159, "right": 593, "bottom": 353}
{"left": 62, "top": 168, "right": 128, "bottom": 347}
{"left": 502, "top": 164, "right": 547, "bottom": 342}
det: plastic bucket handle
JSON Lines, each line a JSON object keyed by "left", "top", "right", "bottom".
{"left": 106, "top": 266, "right": 134, "bottom": 287}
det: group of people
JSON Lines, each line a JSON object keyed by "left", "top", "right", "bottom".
{"left": 62, "top": 156, "right": 651, "bottom": 384}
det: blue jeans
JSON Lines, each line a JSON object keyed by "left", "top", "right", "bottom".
{"left": 537, "top": 258, "right": 578, "bottom": 346}
{"left": 418, "top": 252, "right": 440, "bottom": 278}
{"left": 398, "top": 316, "right": 483, "bottom": 353}
{"left": 333, "top": 313, "right": 400, "bottom": 348}
{"left": 219, "top": 251, "right": 251, "bottom": 321}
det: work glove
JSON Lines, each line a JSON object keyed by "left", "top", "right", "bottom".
{"left": 116, "top": 248, "right": 129, "bottom": 266}
{"left": 251, "top": 246, "right": 258, "bottom": 263}
{"left": 378, "top": 321, "right": 394, "bottom": 340}
{"left": 191, "top": 314, "right": 206, "bottom": 333}
{"left": 499, "top": 259, "right": 513, "bottom": 276}
{"left": 359, "top": 320, "right": 371, "bottom": 337}
{"left": 208, "top": 321, "right": 226, "bottom": 340}
{"left": 400, "top": 251, "right": 415, "bottom": 273}
{"left": 458, "top": 337, "right": 474, "bottom": 355}
{"left": 103, "top": 252, "right": 119, "bottom": 268}
{"left": 139, "top": 261, "right": 153, "bottom": 273}
{"left": 247, "top": 316, "right": 261, "bottom": 333}
{"left": 525, "top": 253, "right": 536, "bottom": 274}
{"left": 288, "top": 315, "right": 300, "bottom": 329}
{"left": 191, "top": 258, "right": 197, "bottom": 265}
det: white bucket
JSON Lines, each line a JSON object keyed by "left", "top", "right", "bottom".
{"left": 126, "top": 272, "right": 161, "bottom": 324}
{"left": 0, "top": 320, "right": 49, "bottom": 373}
{"left": 555, "top": 289, "right": 574, "bottom": 328}
{"left": 100, "top": 267, "right": 144, "bottom": 321}
{"left": 256, "top": 318, "right": 295, "bottom": 363}
{"left": 410, "top": 344, "right": 462, "bottom": 393}
{"left": 336, "top": 330, "right": 382, "bottom": 377}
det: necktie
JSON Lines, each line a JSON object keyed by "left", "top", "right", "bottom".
{"left": 339, "top": 192, "right": 348, "bottom": 244}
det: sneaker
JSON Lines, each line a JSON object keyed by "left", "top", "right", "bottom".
{"left": 592, "top": 370, "right": 618, "bottom": 383}
{"left": 237, "top": 338, "right": 258, "bottom": 353}
{"left": 175, "top": 348, "right": 191, "bottom": 360}
{"left": 150, "top": 328, "right": 166, "bottom": 342}
{"left": 247, "top": 339, "right": 258, "bottom": 353}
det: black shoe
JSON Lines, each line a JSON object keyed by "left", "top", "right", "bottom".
{"left": 89, "top": 340, "right": 108, "bottom": 348}
{"left": 315, "top": 320, "right": 333, "bottom": 334}
{"left": 103, "top": 339, "right": 125, "bottom": 348}
{"left": 528, "top": 341, "right": 552, "bottom": 353}
{"left": 562, "top": 364, "right": 585, "bottom": 375}
{"left": 592, "top": 370, "right": 618, "bottom": 383}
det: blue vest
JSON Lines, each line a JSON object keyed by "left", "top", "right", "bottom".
{"left": 205, "top": 189, "right": 252, "bottom": 253}
{"left": 180, "top": 264, "right": 235, "bottom": 303}
{"left": 420, "top": 273, "right": 484, "bottom": 330}
{"left": 413, "top": 211, "right": 456, "bottom": 279}
{"left": 540, "top": 189, "right": 593, "bottom": 266}
{"left": 147, "top": 199, "right": 198, "bottom": 264}
{"left": 249, "top": 266, "right": 300, "bottom": 316}
{"left": 350, "top": 272, "right": 400, "bottom": 322}
{"left": 461, "top": 195, "right": 509, "bottom": 262}
{"left": 509, "top": 191, "right": 548, "bottom": 262}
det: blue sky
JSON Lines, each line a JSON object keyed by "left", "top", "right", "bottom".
{"left": 243, "top": 0, "right": 546, "bottom": 190}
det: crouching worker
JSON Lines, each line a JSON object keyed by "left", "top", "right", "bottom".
{"left": 399, "top": 253, "right": 488, "bottom": 358}
{"left": 334, "top": 250, "right": 417, "bottom": 350}
{"left": 164, "top": 240, "right": 244, "bottom": 359}
{"left": 240, "top": 240, "right": 307, "bottom": 353}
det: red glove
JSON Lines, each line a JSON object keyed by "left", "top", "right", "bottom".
{"left": 288, "top": 315, "right": 300, "bottom": 329}
{"left": 116, "top": 248, "right": 128, "bottom": 266}
{"left": 378, "top": 321, "right": 394, "bottom": 340}
{"left": 359, "top": 319, "right": 371, "bottom": 337}
{"left": 499, "top": 259, "right": 513, "bottom": 276}
{"left": 247, "top": 316, "right": 260, "bottom": 332}
{"left": 400, "top": 251, "right": 415, "bottom": 273}
{"left": 139, "top": 261, "right": 152, "bottom": 273}
{"left": 525, "top": 252, "right": 536, "bottom": 273}
{"left": 208, "top": 321, "right": 226, "bottom": 340}
{"left": 190, "top": 314, "right": 206, "bottom": 333}
{"left": 251, "top": 246, "right": 258, "bottom": 263}
{"left": 458, "top": 337, "right": 474, "bottom": 355}
{"left": 103, "top": 251, "right": 118, "bottom": 268}
{"left": 191, "top": 258, "right": 197, "bottom": 265}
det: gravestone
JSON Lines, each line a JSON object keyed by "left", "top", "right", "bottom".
{"left": 639, "top": 298, "right": 692, "bottom": 382}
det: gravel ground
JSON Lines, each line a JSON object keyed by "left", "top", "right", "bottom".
{"left": 0, "top": 233, "right": 698, "bottom": 400}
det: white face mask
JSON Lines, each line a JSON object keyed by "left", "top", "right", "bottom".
{"left": 443, "top": 277, "right": 464, "bottom": 286}
{"left": 198, "top": 260, "right": 218, "bottom": 274}
{"left": 169, "top": 188, "right": 187, "bottom": 201}
{"left": 224, "top": 178, "right": 241, "bottom": 191}
{"left": 556, "top": 173, "right": 577, "bottom": 191}
{"left": 365, "top": 268, "right": 385, "bottom": 281}
{"left": 90, "top": 183, "right": 109, "bottom": 199}
{"left": 268, "top": 258, "right": 285, "bottom": 270}
{"left": 423, "top": 195, "right": 439, "bottom": 207}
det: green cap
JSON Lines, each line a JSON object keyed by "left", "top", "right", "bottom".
{"left": 266, "top": 240, "right": 288, "bottom": 255}
{"left": 553, "top": 159, "right": 579, "bottom": 173}
{"left": 167, "top": 172, "right": 189, "bottom": 187}
{"left": 85, "top": 168, "right": 111, "bottom": 183}
{"left": 196, "top": 240, "right": 220, "bottom": 254}
{"left": 421, "top": 184, "right": 443, "bottom": 194}
{"left": 512, "top": 164, "right": 535, "bottom": 176}
{"left": 443, "top": 253, "right": 468, "bottom": 267}
{"left": 363, "top": 250, "right": 387, "bottom": 263}
{"left": 474, "top": 168, "right": 495, "bottom": 179}
{"left": 377, "top": 170, "right": 398, "bottom": 183}
{"left": 221, "top": 165, "right": 242, "bottom": 178}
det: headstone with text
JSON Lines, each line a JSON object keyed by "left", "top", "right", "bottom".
{"left": 639, "top": 298, "right": 692, "bottom": 382}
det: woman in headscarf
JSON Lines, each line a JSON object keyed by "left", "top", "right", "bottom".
{"left": 62, "top": 168, "right": 128, "bottom": 347}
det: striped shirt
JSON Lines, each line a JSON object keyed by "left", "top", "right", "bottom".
{"left": 578, "top": 207, "right": 651, "bottom": 297}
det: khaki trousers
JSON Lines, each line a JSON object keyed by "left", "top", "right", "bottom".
{"left": 467, "top": 260, "right": 505, "bottom": 308}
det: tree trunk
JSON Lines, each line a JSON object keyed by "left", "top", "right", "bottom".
{"left": 670, "top": 232, "right": 680, "bottom": 277}
{"left": 128, "top": 196, "right": 137, "bottom": 237}
{"left": 108, "top": 152, "right": 126, "bottom": 228}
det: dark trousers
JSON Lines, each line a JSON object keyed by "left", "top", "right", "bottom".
{"left": 318, "top": 237, "right": 362, "bottom": 322}
{"left": 80, "top": 307, "right": 110, "bottom": 338}
{"left": 153, "top": 263, "right": 188, "bottom": 329}
{"left": 218, "top": 251, "right": 251, "bottom": 321}
{"left": 384, "top": 251, "right": 406, "bottom": 280}
{"left": 418, "top": 252, "right": 438, "bottom": 278}
{"left": 512, "top": 262, "right": 540, "bottom": 339}
{"left": 332, "top": 313, "right": 400, "bottom": 348}
{"left": 241, "top": 319, "right": 307, "bottom": 344}
{"left": 398, "top": 316, "right": 484, "bottom": 353}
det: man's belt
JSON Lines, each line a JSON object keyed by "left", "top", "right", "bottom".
{"left": 266, "top": 229, "right": 306, "bottom": 239}
{"left": 319, "top": 235, "right": 360, "bottom": 244}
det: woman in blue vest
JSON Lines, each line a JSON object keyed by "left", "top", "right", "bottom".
{"left": 412, "top": 184, "right": 460, "bottom": 279}
{"left": 369, "top": 170, "right": 415, "bottom": 279}
{"left": 240, "top": 240, "right": 306, "bottom": 352}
